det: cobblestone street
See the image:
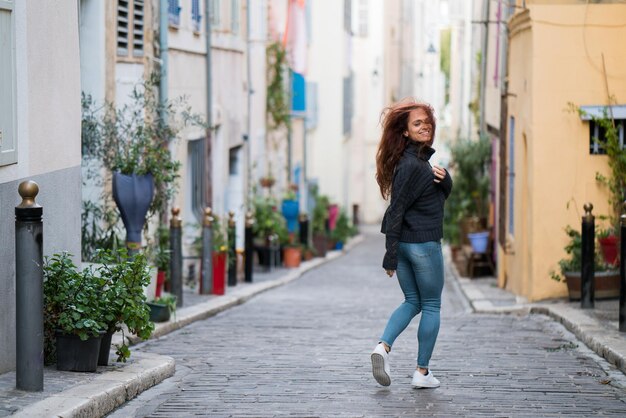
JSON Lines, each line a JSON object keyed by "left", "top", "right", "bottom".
{"left": 108, "top": 233, "right": 626, "bottom": 417}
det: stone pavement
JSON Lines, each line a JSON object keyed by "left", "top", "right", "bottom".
{"left": 2, "top": 228, "right": 626, "bottom": 417}
{"left": 0, "top": 238, "right": 362, "bottom": 418}
{"left": 455, "top": 270, "right": 626, "bottom": 376}
{"left": 107, "top": 229, "right": 626, "bottom": 417}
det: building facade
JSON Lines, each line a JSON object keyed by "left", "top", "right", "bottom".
{"left": 0, "top": 1, "right": 82, "bottom": 373}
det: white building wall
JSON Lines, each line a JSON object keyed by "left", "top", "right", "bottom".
{"left": 307, "top": 0, "right": 345, "bottom": 203}
{"left": 0, "top": 0, "right": 82, "bottom": 373}
{"left": 352, "top": 0, "right": 386, "bottom": 224}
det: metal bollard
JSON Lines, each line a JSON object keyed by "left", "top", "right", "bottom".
{"left": 581, "top": 203, "right": 595, "bottom": 309}
{"left": 619, "top": 202, "right": 626, "bottom": 332}
{"left": 15, "top": 181, "right": 44, "bottom": 392}
{"left": 200, "top": 207, "right": 214, "bottom": 295}
{"left": 299, "top": 213, "right": 309, "bottom": 246}
{"left": 170, "top": 207, "right": 183, "bottom": 307}
{"left": 228, "top": 211, "right": 237, "bottom": 286}
{"left": 244, "top": 211, "right": 254, "bottom": 283}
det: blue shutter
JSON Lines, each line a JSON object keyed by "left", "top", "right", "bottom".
{"left": 168, "top": 0, "right": 181, "bottom": 27}
{"left": 192, "top": 0, "right": 202, "bottom": 32}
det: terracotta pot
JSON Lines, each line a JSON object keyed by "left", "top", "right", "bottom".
{"left": 563, "top": 270, "right": 620, "bottom": 301}
{"left": 598, "top": 235, "right": 619, "bottom": 266}
{"left": 302, "top": 249, "right": 314, "bottom": 261}
{"left": 283, "top": 247, "right": 302, "bottom": 268}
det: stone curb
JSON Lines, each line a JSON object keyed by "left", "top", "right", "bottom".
{"left": 11, "top": 353, "right": 175, "bottom": 418}
{"left": 447, "top": 252, "right": 626, "bottom": 376}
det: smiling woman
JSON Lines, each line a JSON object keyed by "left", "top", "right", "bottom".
{"left": 372, "top": 98, "right": 453, "bottom": 389}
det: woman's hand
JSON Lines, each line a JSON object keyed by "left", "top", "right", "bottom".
{"left": 385, "top": 270, "right": 395, "bottom": 278}
{"left": 432, "top": 165, "right": 446, "bottom": 183}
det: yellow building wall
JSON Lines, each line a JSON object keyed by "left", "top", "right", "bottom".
{"left": 504, "top": 4, "right": 626, "bottom": 301}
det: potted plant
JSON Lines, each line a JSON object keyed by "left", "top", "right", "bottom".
{"left": 90, "top": 248, "right": 155, "bottom": 365}
{"left": 550, "top": 225, "right": 620, "bottom": 301}
{"left": 445, "top": 136, "right": 492, "bottom": 246}
{"left": 597, "top": 225, "right": 619, "bottom": 267}
{"left": 147, "top": 294, "right": 177, "bottom": 323}
{"left": 311, "top": 192, "right": 329, "bottom": 257}
{"left": 43, "top": 252, "right": 107, "bottom": 372}
{"left": 331, "top": 210, "right": 353, "bottom": 250}
{"left": 282, "top": 233, "right": 302, "bottom": 268}
{"left": 252, "top": 195, "right": 288, "bottom": 266}
{"left": 81, "top": 74, "right": 205, "bottom": 250}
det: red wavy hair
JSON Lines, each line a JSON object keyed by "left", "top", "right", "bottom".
{"left": 375, "top": 99, "right": 436, "bottom": 200}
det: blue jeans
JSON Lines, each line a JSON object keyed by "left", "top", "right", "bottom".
{"left": 379, "top": 241, "right": 444, "bottom": 369}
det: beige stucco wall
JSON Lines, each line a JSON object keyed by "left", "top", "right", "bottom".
{"left": 503, "top": 4, "right": 626, "bottom": 301}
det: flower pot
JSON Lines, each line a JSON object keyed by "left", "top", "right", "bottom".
{"left": 281, "top": 199, "right": 299, "bottom": 233}
{"left": 55, "top": 331, "right": 103, "bottom": 372}
{"left": 468, "top": 231, "right": 489, "bottom": 254}
{"left": 312, "top": 234, "right": 327, "bottom": 257}
{"left": 302, "top": 249, "right": 314, "bottom": 261}
{"left": 563, "top": 270, "right": 621, "bottom": 301}
{"left": 328, "top": 204, "right": 339, "bottom": 231}
{"left": 112, "top": 172, "right": 154, "bottom": 246}
{"left": 147, "top": 301, "right": 171, "bottom": 322}
{"left": 212, "top": 252, "right": 227, "bottom": 295}
{"left": 598, "top": 235, "right": 619, "bottom": 266}
{"left": 97, "top": 329, "right": 115, "bottom": 366}
{"left": 283, "top": 246, "right": 302, "bottom": 268}
{"left": 156, "top": 270, "right": 166, "bottom": 298}
{"left": 335, "top": 241, "right": 344, "bottom": 250}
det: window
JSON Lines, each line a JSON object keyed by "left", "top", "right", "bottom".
{"left": 210, "top": 0, "right": 221, "bottom": 28}
{"left": 0, "top": 1, "right": 16, "bottom": 166}
{"left": 231, "top": 0, "right": 240, "bottom": 35}
{"left": 117, "top": 0, "right": 145, "bottom": 57}
{"left": 507, "top": 116, "right": 515, "bottom": 236}
{"left": 589, "top": 119, "right": 625, "bottom": 155}
{"left": 168, "top": 0, "right": 181, "bottom": 27}
{"left": 191, "top": 0, "right": 202, "bottom": 32}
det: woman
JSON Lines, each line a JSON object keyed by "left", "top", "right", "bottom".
{"left": 370, "top": 99, "right": 452, "bottom": 388}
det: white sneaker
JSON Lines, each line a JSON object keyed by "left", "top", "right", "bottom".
{"left": 411, "top": 369, "right": 440, "bottom": 388}
{"left": 371, "top": 343, "right": 391, "bottom": 386}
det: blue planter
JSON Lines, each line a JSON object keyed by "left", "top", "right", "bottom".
{"left": 112, "top": 172, "right": 154, "bottom": 245}
{"left": 468, "top": 231, "right": 489, "bottom": 254}
{"left": 335, "top": 241, "right": 344, "bottom": 250}
{"left": 281, "top": 199, "right": 299, "bottom": 233}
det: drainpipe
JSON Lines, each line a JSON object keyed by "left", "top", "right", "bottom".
{"left": 479, "top": 0, "right": 490, "bottom": 138}
{"left": 246, "top": 0, "right": 252, "bottom": 207}
{"left": 205, "top": 0, "right": 213, "bottom": 207}
{"left": 159, "top": 0, "right": 168, "bottom": 114}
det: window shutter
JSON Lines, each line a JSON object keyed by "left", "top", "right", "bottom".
{"left": 117, "top": 0, "right": 130, "bottom": 56}
{"left": 0, "top": 1, "right": 17, "bottom": 166}
{"left": 133, "top": 0, "right": 144, "bottom": 57}
{"left": 192, "top": 0, "right": 202, "bottom": 32}
{"left": 168, "top": 0, "right": 181, "bottom": 27}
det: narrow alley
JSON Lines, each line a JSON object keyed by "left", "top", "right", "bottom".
{"left": 108, "top": 232, "right": 626, "bottom": 417}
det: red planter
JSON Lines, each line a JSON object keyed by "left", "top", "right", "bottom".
{"left": 599, "top": 235, "right": 619, "bottom": 266}
{"left": 212, "top": 252, "right": 226, "bottom": 295}
{"left": 155, "top": 270, "right": 166, "bottom": 298}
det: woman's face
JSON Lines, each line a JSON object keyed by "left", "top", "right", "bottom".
{"left": 404, "top": 108, "right": 433, "bottom": 144}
